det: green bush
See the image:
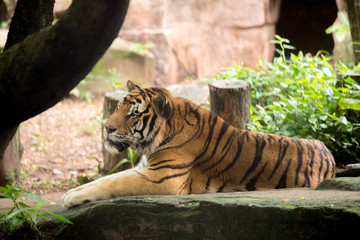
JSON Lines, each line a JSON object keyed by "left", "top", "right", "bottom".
{"left": 212, "top": 36, "right": 360, "bottom": 166}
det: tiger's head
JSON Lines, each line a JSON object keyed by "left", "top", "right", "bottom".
{"left": 104, "top": 80, "right": 172, "bottom": 154}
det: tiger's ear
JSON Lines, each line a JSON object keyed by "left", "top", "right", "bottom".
{"left": 153, "top": 92, "right": 172, "bottom": 121}
{"left": 127, "top": 80, "right": 141, "bottom": 93}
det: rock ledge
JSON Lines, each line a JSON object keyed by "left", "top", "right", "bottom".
{"left": 8, "top": 180, "right": 360, "bottom": 239}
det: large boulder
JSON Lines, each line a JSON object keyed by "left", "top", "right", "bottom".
{"left": 5, "top": 180, "right": 360, "bottom": 239}
{"left": 120, "top": 0, "right": 281, "bottom": 85}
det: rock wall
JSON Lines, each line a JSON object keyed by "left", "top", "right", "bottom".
{"left": 120, "top": 0, "right": 281, "bottom": 86}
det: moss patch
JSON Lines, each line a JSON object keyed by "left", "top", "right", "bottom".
{"left": 317, "top": 177, "right": 360, "bottom": 191}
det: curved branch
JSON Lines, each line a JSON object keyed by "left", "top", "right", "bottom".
{"left": 0, "top": 0, "right": 130, "bottom": 132}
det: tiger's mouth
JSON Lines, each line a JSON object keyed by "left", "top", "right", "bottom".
{"left": 105, "top": 139, "right": 130, "bottom": 152}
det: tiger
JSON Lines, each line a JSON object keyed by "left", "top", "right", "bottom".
{"left": 62, "top": 80, "right": 336, "bottom": 208}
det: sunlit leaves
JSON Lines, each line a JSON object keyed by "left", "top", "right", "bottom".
{"left": 213, "top": 35, "right": 360, "bottom": 164}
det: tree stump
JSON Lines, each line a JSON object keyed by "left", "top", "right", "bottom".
{"left": 0, "top": 128, "right": 23, "bottom": 186}
{"left": 344, "top": 0, "right": 360, "bottom": 64}
{"left": 209, "top": 80, "right": 251, "bottom": 129}
{"left": 102, "top": 91, "right": 133, "bottom": 174}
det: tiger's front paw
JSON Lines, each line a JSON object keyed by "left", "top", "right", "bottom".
{"left": 61, "top": 188, "right": 97, "bottom": 208}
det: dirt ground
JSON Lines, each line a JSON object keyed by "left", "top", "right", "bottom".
{"left": 19, "top": 96, "right": 104, "bottom": 195}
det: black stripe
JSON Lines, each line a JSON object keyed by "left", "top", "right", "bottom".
{"left": 149, "top": 159, "right": 174, "bottom": 167}
{"left": 142, "top": 125, "right": 162, "bottom": 146}
{"left": 305, "top": 142, "right": 315, "bottom": 186}
{"left": 269, "top": 137, "right": 289, "bottom": 180}
{"left": 138, "top": 89, "right": 147, "bottom": 100}
{"left": 178, "top": 174, "right": 191, "bottom": 194}
{"left": 202, "top": 140, "right": 233, "bottom": 173}
{"left": 205, "top": 177, "right": 211, "bottom": 191}
{"left": 137, "top": 169, "right": 191, "bottom": 184}
{"left": 214, "top": 132, "right": 247, "bottom": 178}
{"left": 267, "top": 134, "right": 276, "bottom": 143}
{"left": 158, "top": 123, "right": 185, "bottom": 147}
{"left": 317, "top": 148, "right": 324, "bottom": 182}
{"left": 292, "top": 139, "right": 304, "bottom": 186}
{"left": 196, "top": 121, "right": 229, "bottom": 167}
{"left": 141, "top": 106, "right": 150, "bottom": 114}
{"left": 323, "top": 143, "right": 334, "bottom": 177}
{"left": 183, "top": 101, "right": 200, "bottom": 126}
{"left": 240, "top": 134, "right": 267, "bottom": 184}
{"left": 196, "top": 117, "right": 206, "bottom": 140}
{"left": 222, "top": 129, "right": 238, "bottom": 152}
{"left": 246, "top": 162, "right": 268, "bottom": 191}
{"left": 148, "top": 114, "right": 157, "bottom": 132}
{"left": 193, "top": 114, "right": 218, "bottom": 166}
{"left": 275, "top": 160, "right": 291, "bottom": 189}
{"left": 188, "top": 178, "right": 193, "bottom": 194}
{"left": 306, "top": 142, "right": 315, "bottom": 178}
{"left": 217, "top": 181, "right": 228, "bottom": 192}
{"left": 148, "top": 162, "right": 193, "bottom": 171}
{"left": 135, "top": 115, "right": 150, "bottom": 139}
{"left": 146, "top": 89, "right": 157, "bottom": 99}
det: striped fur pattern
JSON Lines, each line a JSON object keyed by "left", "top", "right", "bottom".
{"left": 62, "top": 81, "right": 335, "bottom": 208}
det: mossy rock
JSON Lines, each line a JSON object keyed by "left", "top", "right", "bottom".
{"left": 317, "top": 177, "right": 360, "bottom": 191}
{"left": 6, "top": 189, "right": 360, "bottom": 240}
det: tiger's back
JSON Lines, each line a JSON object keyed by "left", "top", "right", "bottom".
{"left": 148, "top": 95, "right": 335, "bottom": 194}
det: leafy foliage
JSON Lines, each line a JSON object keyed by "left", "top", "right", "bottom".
{"left": 212, "top": 35, "right": 360, "bottom": 165}
{"left": 0, "top": 185, "right": 72, "bottom": 238}
{"left": 110, "top": 148, "right": 139, "bottom": 173}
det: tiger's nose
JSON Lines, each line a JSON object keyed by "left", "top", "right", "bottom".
{"left": 105, "top": 125, "right": 117, "bottom": 134}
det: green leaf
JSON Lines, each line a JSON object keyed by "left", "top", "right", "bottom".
{"left": 0, "top": 192, "right": 13, "bottom": 200}
{"left": 338, "top": 116, "right": 348, "bottom": 125}
{"left": 319, "top": 123, "right": 328, "bottom": 129}
{"left": 322, "top": 67, "right": 332, "bottom": 77}
{"left": 20, "top": 192, "right": 47, "bottom": 203}
{"left": 31, "top": 215, "right": 40, "bottom": 225}
{"left": 10, "top": 215, "right": 25, "bottom": 228}
{"left": 36, "top": 202, "right": 43, "bottom": 211}
{"left": 275, "top": 34, "right": 282, "bottom": 41}
{"left": 0, "top": 186, "right": 10, "bottom": 193}
{"left": 113, "top": 82, "right": 123, "bottom": 86}
{"left": 128, "top": 148, "right": 139, "bottom": 163}
{"left": 18, "top": 201, "right": 32, "bottom": 209}
{"left": 35, "top": 214, "right": 49, "bottom": 220}
{"left": 325, "top": 25, "right": 334, "bottom": 34}
{"left": 2, "top": 207, "right": 34, "bottom": 222}
{"left": 283, "top": 44, "right": 295, "bottom": 50}
{"left": 5, "top": 185, "right": 16, "bottom": 192}
{"left": 339, "top": 98, "right": 360, "bottom": 110}
{"left": 42, "top": 211, "right": 73, "bottom": 224}
{"left": 110, "top": 158, "right": 130, "bottom": 173}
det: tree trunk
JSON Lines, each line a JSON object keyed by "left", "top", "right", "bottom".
{"left": 102, "top": 91, "right": 133, "bottom": 174}
{"left": 344, "top": 0, "right": 360, "bottom": 64}
{"left": 209, "top": 80, "right": 251, "bottom": 129}
{"left": 0, "top": 0, "right": 54, "bottom": 185}
{"left": 0, "top": 0, "right": 7, "bottom": 22}
{"left": 4, "top": 0, "right": 55, "bottom": 49}
{"left": 0, "top": 0, "right": 130, "bottom": 166}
